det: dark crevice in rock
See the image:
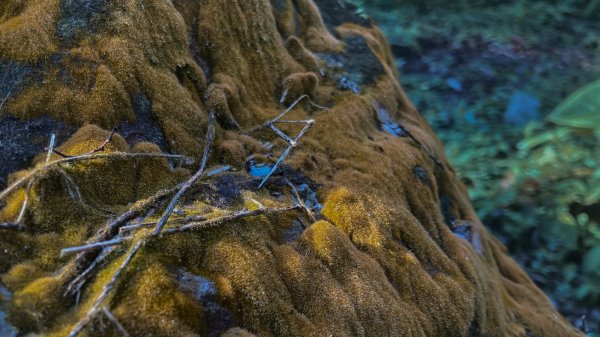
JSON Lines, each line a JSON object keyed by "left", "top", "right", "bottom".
{"left": 414, "top": 165, "right": 429, "bottom": 184}
{"left": 0, "top": 53, "right": 99, "bottom": 102}
{"left": 0, "top": 116, "right": 75, "bottom": 190}
{"left": 374, "top": 103, "right": 409, "bottom": 137}
{"left": 0, "top": 281, "right": 17, "bottom": 337}
{"left": 117, "top": 92, "right": 168, "bottom": 150}
{"left": 438, "top": 193, "right": 457, "bottom": 228}
{"left": 57, "top": 0, "right": 112, "bottom": 43}
{"left": 312, "top": 0, "right": 371, "bottom": 33}
{"left": 317, "top": 35, "right": 384, "bottom": 93}
{"left": 175, "top": 269, "right": 234, "bottom": 337}
{"left": 281, "top": 218, "right": 305, "bottom": 243}
{"left": 0, "top": 60, "right": 43, "bottom": 100}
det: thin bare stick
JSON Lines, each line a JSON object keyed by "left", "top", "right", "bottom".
{"left": 87, "top": 128, "right": 115, "bottom": 155}
{"left": 0, "top": 152, "right": 183, "bottom": 202}
{"left": 102, "top": 307, "right": 130, "bottom": 337}
{"left": 65, "top": 247, "right": 113, "bottom": 297}
{"left": 62, "top": 185, "right": 179, "bottom": 297}
{"left": 258, "top": 120, "right": 314, "bottom": 189}
{"left": 16, "top": 178, "right": 35, "bottom": 224}
{"left": 0, "top": 92, "right": 10, "bottom": 111}
{"left": 67, "top": 239, "right": 144, "bottom": 337}
{"left": 152, "top": 110, "right": 216, "bottom": 236}
{"left": 165, "top": 204, "right": 300, "bottom": 234}
{"left": 119, "top": 221, "right": 157, "bottom": 233}
{"left": 0, "top": 222, "right": 20, "bottom": 230}
{"left": 61, "top": 237, "right": 132, "bottom": 257}
{"left": 286, "top": 180, "right": 316, "bottom": 223}
{"left": 46, "top": 134, "right": 56, "bottom": 163}
{"left": 119, "top": 214, "right": 207, "bottom": 233}
{"left": 84, "top": 205, "right": 300, "bottom": 248}
{"left": 50, "top": 129, "right": 116, "bottom": 159}
{"left": 269, "top": 95, "right": 326, "bottom": 125}
{"left": 206, "top": 165, "right": 231, "bottom": 177}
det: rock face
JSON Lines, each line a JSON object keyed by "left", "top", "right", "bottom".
{"left": 0, "top": 1, "right": 584, "bottom": 337}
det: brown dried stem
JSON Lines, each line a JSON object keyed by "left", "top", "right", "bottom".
{"left": 286, "top": 180, "right": 316, "bottom": 223}
{"left": 0, "top": 152, "right": 184, "bottom": 202}
{"left": 67, "top": 239, "right": 144, "bottom": 337}
{"left": 62, "top": 185, "right": 179, "bottom": 297}
{"left": 102, "top": 307, "right": 130, "bottom": 337}
{"left": 152, "top": 110, "right": 216, "bottom": 236}
{"left": 0, "top": 222, "right": 20, "bottom": 230}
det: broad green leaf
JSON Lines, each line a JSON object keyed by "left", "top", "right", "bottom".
{"left": 547, "top": 79, "right": 600, "bottom": 131}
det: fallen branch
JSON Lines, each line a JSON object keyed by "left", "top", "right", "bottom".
{"left": 165, "top": 204, "right": 300, "bottom": 234}
{"left": 70, "top": 204, "right": 301, "bottom": 249}
{"left": 67, "top": 239, "right": 144, "bottom": 337}
{"left": 0, "top": 91, "right": 10, "bottom": 111}
{"left": 286, "top": 180, "right": 316, "bottom": 223}
{"left": 51, "top": 128, "right": 116, "bottom": 159}
{"left": 0, "top": 152, "right": 184, "bottom": 202}
{"left": 256, "top": 95, "right": 325, "bottom": 188}
{"left": 61, "top": 237, "right": 132, "bottom": 257}
{"left": 119, "top": 214, "right": 207, "bottom": 234}
{"left": 65, "top": 247, "right": 113, "bottom": 298}
{"left": 62, "top": 185, "right": 180, "bottom": 297}
{"left": 258, "top": 119, "right": 313, "bottom": 189}
{"left": 152, "top": 110, "right": 216, "bottom": 236}
{"left": 0, "top": 222, "right": 20, "bottom": 230}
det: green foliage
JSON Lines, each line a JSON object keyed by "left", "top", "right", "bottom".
{"left": 514, "top": 123, "right": 600, "bottom": 294}
{"left": 547, "top": 79, "right": 600, "bottom": 133}
{"left": 351, "top": 0, "right": 600, "bottom": 331}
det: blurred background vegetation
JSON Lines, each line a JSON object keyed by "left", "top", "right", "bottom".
{"left": 347, "top": 0, "right": 600, "bottom": 334}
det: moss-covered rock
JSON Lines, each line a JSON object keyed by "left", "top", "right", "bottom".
{"left": 0, "top": 0, "right": 585, "bottom": 336}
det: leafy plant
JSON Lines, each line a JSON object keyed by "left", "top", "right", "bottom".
{"left": 547, "top": 79, "right": 600, "bottom": 136}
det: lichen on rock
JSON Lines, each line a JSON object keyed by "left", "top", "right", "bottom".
{"left": 0, "top": 0, "right": 586, "bottom": 336}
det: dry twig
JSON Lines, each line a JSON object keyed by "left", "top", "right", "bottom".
{"left": 102, "top": 307, "right": 130, "bottom": 337}
{"left": 65, "top": 247, "right": 114, "bottom": 298}
{"left": 61, "top": 237, "right": 132, "bottom": 257}
{"left": 62, "top": 185, "right": 180, "bottom": 297}
{"left": 0, "top": 152, "right": 183, "bottom": 202}
{"left": 152, "top": 110, "right": 216, "bottom": 236}
{"left": 51, "top": 128, "right": 116, "bottom": 159}
{"left": 286, "top": 180, "right": 316, "bottom": 223}
{"left": 0, "top": 222, "right": 20, "bottom": 230}
{"left": 45, "top": 134, "right": 56, "bottom": 163}
{"left": 65, "top": 204, "right": 301, "bottom": 251}
{"left": 0, "top": 91, "right": 10, "bottom": 111}
{"left": 257, "top": 95, "right": 326, "bottom": 188}
{"left": 67, "top": 239, "right": 143, "bottom": 337}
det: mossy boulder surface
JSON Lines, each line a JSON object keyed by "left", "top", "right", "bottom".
{"left": 0, "top": 0, "right": 585, "bottom": 336}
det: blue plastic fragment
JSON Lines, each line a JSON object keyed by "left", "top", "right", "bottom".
{"left": 249, "top": 161, "right": 272, "bottom": 178}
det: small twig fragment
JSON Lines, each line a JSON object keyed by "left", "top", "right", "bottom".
{"left": 102, "top": 307, "right": 130, "bottom": 337}
{"left": 61, "top": 237, "right": 132, "bottom": 257}
{"left": 152, "top": 110, "right": 216, "bottom": 236}
{"left": 0, "top": 91, "right": 10, "bottom": 111}
{"left": 0, "top": 152, "right": 184, "bottom": 202}
{"left": 0, "top": 222, "right": 20, "bottom": 230}
{"left": 286, "top": 180, "right": 316, "bottom": 223}
{"left": 67, "top": 239, "right": 144, "bottom": 337}
{"left": 46, "top": 134, "right": 56, "bottom": 163}
{"left": 15, "top": 178, "right": 35, "bottom": 224}
{"left": 65, "top": 247, "right": 113, "bottom": 297}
